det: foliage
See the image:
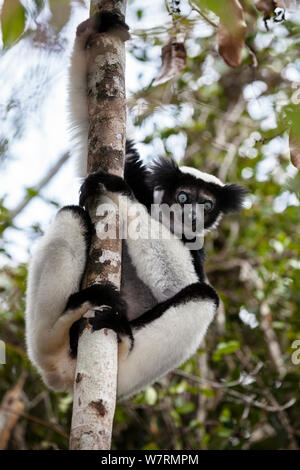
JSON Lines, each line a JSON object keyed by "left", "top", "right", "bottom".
{"left": 0, "top": 0, "right": 300, "bottom": 450}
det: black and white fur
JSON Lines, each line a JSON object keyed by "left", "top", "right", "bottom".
{"left": 25, "top": 13, "right": 247, "bottom": 401}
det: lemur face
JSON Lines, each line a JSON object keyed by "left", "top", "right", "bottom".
{"left": 148, "top": 157, "right": 247, "bottom": 236}
{"left": 166, "top": 184, "right": 218, "bottom": 231}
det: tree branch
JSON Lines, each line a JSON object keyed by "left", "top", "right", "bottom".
{"left": 0, "top": 372, "right": 27, "bottom": 450}
{"left": 9, "top": 152, "right": 70, "bottom": 221}
{"left": 69, "top": 0, "right": 128, "bottom": 450}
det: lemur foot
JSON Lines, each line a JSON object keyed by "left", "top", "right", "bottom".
{"left": 89, "top": 307, "right": 134, "bottom": 350}
{"left": 76, "top": 11, "right": 130, "bottom": 45}
{"left": 67, "top": 283, "right": 131, "bottom": 357}
{"left": 79, "top": 170, "right": 132, "bottom": 208}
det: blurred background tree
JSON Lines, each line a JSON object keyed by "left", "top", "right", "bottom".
{"left": 0, "top": 0, "right": 300, "bottom": 450}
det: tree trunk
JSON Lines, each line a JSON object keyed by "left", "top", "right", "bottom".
{"left": 69, "top": 0, "right": 128, "bottom": 450}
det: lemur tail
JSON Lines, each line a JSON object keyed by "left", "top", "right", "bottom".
{"left": 125, "top": 140, "right": 153, "bottom": 208}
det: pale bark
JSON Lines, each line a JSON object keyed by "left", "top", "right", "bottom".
{"left": 0, "top": 373, "right": 26, "bottom": 450}
{"left": 69, "top": 0, "right": 128, "bottom": 450}
{"left": 260, "top": 300, "right": 286, "bottom": 378}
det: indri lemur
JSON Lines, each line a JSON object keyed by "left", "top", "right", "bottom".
{"left": 25, "top": 13, "right": 247, "bottom": 400}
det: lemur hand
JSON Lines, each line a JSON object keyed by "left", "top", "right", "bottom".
{"left": 76, "top": 11, "right": 130, "bottom": 46}
{"left": 67, "top": 282, "right": 132, "bottom": 357}
{"left": 89, "top": 307, "right": 134, "bottom": 350}
{"left": 79, "top": 170, "right": 132, "bottom": 208}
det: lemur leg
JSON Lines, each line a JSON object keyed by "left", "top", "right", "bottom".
{"left": 68, "top": 12, "right": 129, "bottom": 177}
{"left": 90, "top": 282, "right": 219, "bottom": 401}
{"left": 25, "top": 206, "right": 94, "bottom": 390}
{"left": 26, "top": 203, "right": 131, "bottom": 391}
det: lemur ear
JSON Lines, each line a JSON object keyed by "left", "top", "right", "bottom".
{"left": 219, "top": 184, "right": 248, "bottom": 213}
{"left": 146, "top": 157, "right": 181, "bottom": 190}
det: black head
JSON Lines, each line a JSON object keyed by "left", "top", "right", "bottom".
{"left": 147, "top": 157, "right": 248, "bottom": 234}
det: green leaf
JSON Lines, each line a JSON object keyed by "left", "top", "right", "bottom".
{"left": 220, "top": 407, "right": 231, "bottom": 424}
{"left": 26, "top": 187, "right": 38, "bottom": 199}
{"left": 1, "top": 0, "right": 26, "bottom": 48}
{"left": 217, "top": 427, "right": 232, "bottom": 438}
{"left": 169, "top": 380, "right": 188, "bottom": 394}
{"left": 195, "top": 0, "right": 225, "bottom": 18}
{"left": 176, "top": 401, "right": 195, "bottom": 414}
{"left": 136, "top": 9, "right": 143, "bottom": 20}
{"left": 200, "top": 387, "right": 215, "bottom": 397}
{"left": 142, "top": 443, "right": 159, "bottom": 450}
{"left": 213, "top": 340, "right": 240, "bottom": 362}
{"left": 201, "top": 433, "right": 211, "bottom": 447}
{"left": 170, "top": 409, "right": 182, "bottom": 427}
{"left": 48, "top": 200, "right": 60, "bottom": 208}
{"left": 145, "top": 386, "right": 157, "bottom": 405}
{"left": 58, "top": 394, "right": 72, "bottom": 413}
{"left": 189, "top": 419, "right": 203, "bottom": 430}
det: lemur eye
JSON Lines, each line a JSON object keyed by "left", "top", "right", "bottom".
{"left": 204, "top": 200, "right": 213, "bottom": 212}
{"left": 177, "top": 192, "right": 188, "bottom": 204}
